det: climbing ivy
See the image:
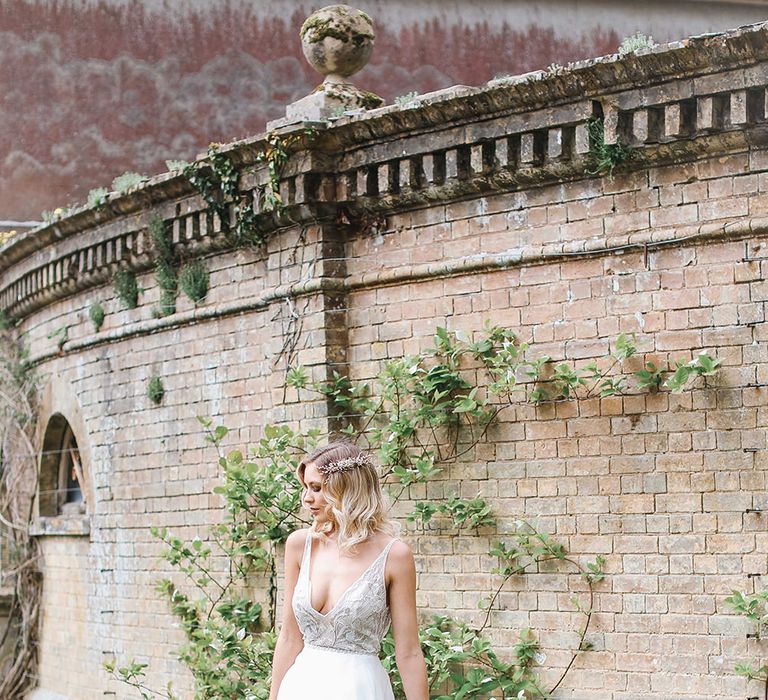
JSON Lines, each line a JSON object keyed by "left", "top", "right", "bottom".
{"left": 106, "top": 422, "right": 317, "bottom": 700}
{"left": 106, "top": 323, "right": 720, "bottom": 699}
{"left": 182, "top": 130, "right": 314, "bottom": 249}
{"left": 725, "top": 590, "right": 768, "bottom": 699}
{"left": 288, "top": 325, "right": 719, "bottom": 516}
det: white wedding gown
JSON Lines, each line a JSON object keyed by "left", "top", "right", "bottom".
{"left": 276, "top": 527, "right": 399, "bottom": 699}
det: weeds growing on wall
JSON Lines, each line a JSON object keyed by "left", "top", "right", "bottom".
{"left": 178, "top": 260, "right": 209, "bottom": 304}
{"left": 0, "top": 310, "right": 43, "bottom": 698}
{"left": 89, "top": 302, "right": 105, "bottom": 332}
{"left": 149, "top": 217, "right": 179, "bottom": 317}
{"left": 394, "top": 91, "right": 419, "bottom": 107}
{"left": 46, "top": 326, "right": 68, "bottom": 352}
{"left": 107, "top": 324, "right": 720, "bottom": 699}
{"left": 41, "top": 206, "right": 72, "bottom": 224}
{"left": 586, "top": 118, "right": 636, "bottom": 180}
{"left": 113, "top": 268, "right": 140, "bottom": 310}
{"left": 618, "top": 32, "right": 657, "bottom": 55}
{"left": 87, "top": 187, "right": 109, "bottom": 209}
{"left": 112, "top": 171, "right": 148, "bottom": 194}
{"left": 182, "top": 131, "right": 314, "bottom": 249}
{"left": 147, "top": 376, "right": 165, "bottom": 405}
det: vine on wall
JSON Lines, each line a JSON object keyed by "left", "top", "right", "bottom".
{"left": 105, "top": 323, "right": 720, "bottom": 699}
{"left": 182, "top": 130, "right": 314, "bottom": 249}
{"left": 725, "top": 591, "right": 768, "bottom": 700}
{"left": 0, "top": 310, "right": 43, "bottom": 698}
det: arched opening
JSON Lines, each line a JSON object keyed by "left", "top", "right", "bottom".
{"left": 38, "top": 414, "right": 84, "bottom": 517}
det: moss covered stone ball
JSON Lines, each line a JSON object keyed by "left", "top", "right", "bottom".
{"left": 300, "top": 4, "right": 375, "bottom": 81}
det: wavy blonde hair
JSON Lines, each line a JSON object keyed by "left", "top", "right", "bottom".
{"left": 297, "top": 442, "right": 400, "bottom": 554}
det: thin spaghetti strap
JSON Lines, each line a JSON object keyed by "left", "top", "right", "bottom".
{"left": 380, "top": 537, "right": 398, "bottom": 567}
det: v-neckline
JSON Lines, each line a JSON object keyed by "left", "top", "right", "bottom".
{"left": 307, "top": 534, "right": 393, "bottom": 618}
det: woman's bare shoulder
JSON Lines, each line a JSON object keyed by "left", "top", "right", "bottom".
{"left": 384, "top": 539, "right": 414, "bottom": 587}
{"left": 388, "top": 539, "right": 414, "bottom": 566}
{"left": 285, "top": 527, "right": 311, "bottom": 553}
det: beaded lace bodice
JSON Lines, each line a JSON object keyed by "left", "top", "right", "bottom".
{"left": 292, "top": 528, "right": 398, "bottom": 655}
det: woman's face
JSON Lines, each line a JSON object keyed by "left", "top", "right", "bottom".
{"left": 302, "top": 462, "right": 329, "bottom": 522}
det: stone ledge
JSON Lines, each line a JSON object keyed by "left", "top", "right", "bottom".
{"left": 0, "top": 120, "right": 755, "bottom": 323}
{"left": 29, "top": 516, "right": 90, "bottom": 537}
{"left": 3, "top": 20, "right": 768, "bottom": 274}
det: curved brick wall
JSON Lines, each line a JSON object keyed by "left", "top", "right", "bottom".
{"left": 5, "top": 20, "right": 768, "bottom": 700}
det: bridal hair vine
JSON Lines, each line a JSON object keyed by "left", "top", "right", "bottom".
{"left": 318, "top": 452, "right": 374, "bottom": 477}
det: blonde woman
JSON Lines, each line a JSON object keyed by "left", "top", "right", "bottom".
{"left": 269, "top": 442, "right": 429, "bottom": 700}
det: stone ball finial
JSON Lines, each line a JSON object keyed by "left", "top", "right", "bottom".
{"left": 300, "top": 4, "right": 375, "bottom": 84}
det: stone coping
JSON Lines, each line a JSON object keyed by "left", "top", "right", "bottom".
{"left": 29, "top": 515, "right": 91, "bottom": 538}
{"left": 2, "top": 21, "right": 768, "bottom": 320}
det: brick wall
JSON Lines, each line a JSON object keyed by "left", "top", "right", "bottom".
{"left": 5, "top": 22, "right": 768, "bottom": 700}
{"left": 342, "top": 154, "right": 768, "bottom": 698}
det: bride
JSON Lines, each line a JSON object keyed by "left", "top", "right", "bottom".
{"left": 268, "top": 442, "right": 429, "bottom": 700}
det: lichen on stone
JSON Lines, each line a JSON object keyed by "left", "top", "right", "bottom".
{"left": 300, "top": 15, "right": 374, "bottom": 46}
{"left": 321, "top": 81, "right": 383, "bottom": 110}
{"left": 357, "top": 89, "right": 383, "bottom": 109}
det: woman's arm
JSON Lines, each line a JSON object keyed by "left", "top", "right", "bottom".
{"left": 388, "top": 540, "right": 429, "bottom": 700}
{"left": 268, "top": 528, "right": 306, "bottom": 700}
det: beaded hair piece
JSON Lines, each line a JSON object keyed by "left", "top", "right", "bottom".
{"left": 317, "top": 452, "right": 374, "bottom": 477}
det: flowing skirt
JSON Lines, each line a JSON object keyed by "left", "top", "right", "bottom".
{"left": 276, "top": 643, "right": 396, "bottom": 700}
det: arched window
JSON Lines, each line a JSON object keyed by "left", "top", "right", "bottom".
{"left": 38, "top": 414, "right": 84, "bottom": 517}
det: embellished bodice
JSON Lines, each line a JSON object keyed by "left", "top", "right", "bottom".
{"left": 292, "top": 528, "right": 398, "bottom": 655}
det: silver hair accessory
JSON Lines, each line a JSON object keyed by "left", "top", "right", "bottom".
{"left": 317, "top": 452, "right": 374, "bottom": 477}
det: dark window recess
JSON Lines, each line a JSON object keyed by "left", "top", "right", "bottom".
{"left": 38, "top": 414, "right": 84, "bottom": 516}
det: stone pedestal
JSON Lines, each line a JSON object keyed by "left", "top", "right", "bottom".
{"left": 269, "top": 4, "right": 383, "bottom": 128}
{"left": 269, "top": 81, "right": 383, "bottom": 128}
